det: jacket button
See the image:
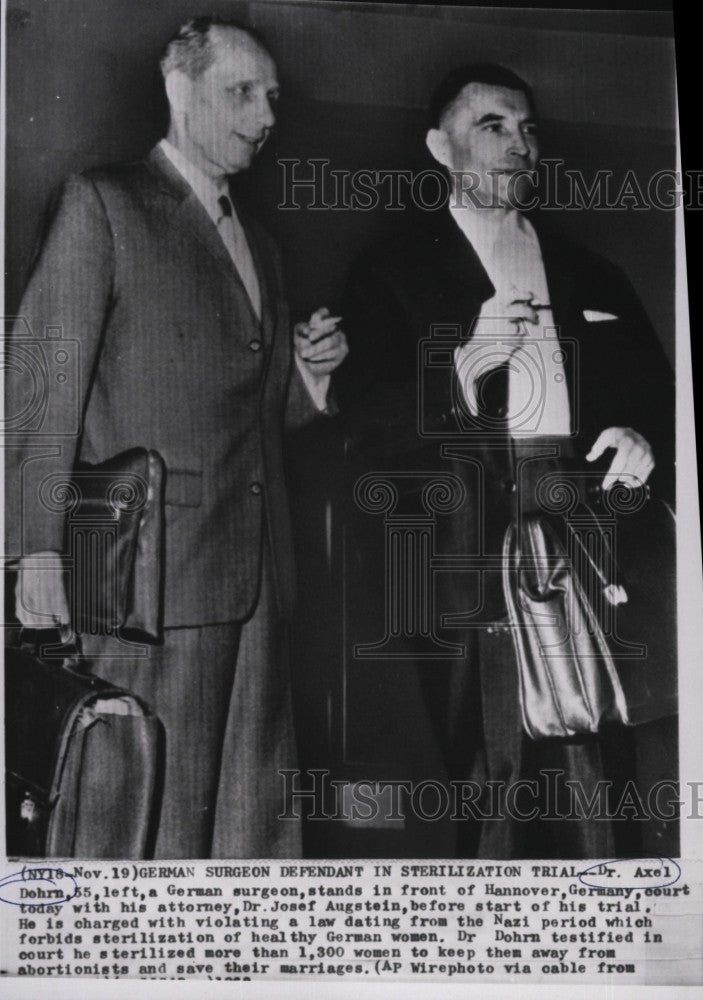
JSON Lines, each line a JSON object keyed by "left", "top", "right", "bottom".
{"left": 250, "top": 482, "right": 262, "bottom": 496}
{"left": 249, "top": 339, "right": 262, "bottom": 352}
{"left": 504, "top": 478, "right": 517, "bottom": 494}
{"left": 497, "top": 405, "right": 507, "bottom": 418}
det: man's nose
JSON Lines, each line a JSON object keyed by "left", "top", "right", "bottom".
{"left": 257, "top": 95, "right": 276, "bottom": 131}
{"left": 507, "top": 130, "right": 530, "bottom": 158}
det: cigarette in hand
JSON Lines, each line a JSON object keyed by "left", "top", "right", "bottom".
{"left": 306, "top": 307, "right": 342, "bottom": 343}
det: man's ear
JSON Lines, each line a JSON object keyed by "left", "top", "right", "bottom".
{"left": 426, "top": 128, "right": 452, "bottom": 170}
{"left": 164, "top": 70, "right": 192, "bottom": 115}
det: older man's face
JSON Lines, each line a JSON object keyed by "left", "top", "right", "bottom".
{"left": 433, "top": 82, "right": 538, "bottom": 206}
{"left": 181, "top": 28, "right": 279, "bottom": 177}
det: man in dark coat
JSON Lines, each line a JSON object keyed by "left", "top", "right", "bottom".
{"left": 336, "top": 64, "right": 674, "bottom": 858}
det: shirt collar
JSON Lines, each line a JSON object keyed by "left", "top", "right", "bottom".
{"left": 450, "top": 199, "right": 538, "bottom": 245}
{"left": 158, "top": 139, "right": 229, "bottom": 225}
{"left": 448, "top": 204, "right": 541, "bottom": 283}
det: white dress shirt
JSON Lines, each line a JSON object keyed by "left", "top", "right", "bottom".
{"left": 159, "top": 140, "right": 329, "bottom": 410}
{"left": 450, "top": 205, "right": 571, "bottom": 437}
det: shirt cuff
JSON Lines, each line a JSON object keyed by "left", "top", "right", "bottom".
{"left": 295, "top": 354, "right": 331, "bottom": 412}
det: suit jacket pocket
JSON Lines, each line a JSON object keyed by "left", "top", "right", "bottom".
{"left": 164, "top": 468, "right": 203, "bottom": 508}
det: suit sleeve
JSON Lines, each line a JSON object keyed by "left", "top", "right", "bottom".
{"left": 622, "top": 271, "right": 676, "bottom": 502}
{"left": 334, "top": 251, "right": 465, "bottom": 461}
{"left": 335, "top": 253, "right": 410, "bottom": 410}
{"left": 5, "top": 174, "right": 114, "bottom": 557}
{"left": 334, "top": 253, "right": 422, "bottom": 459}
{"left": 279, "top": 252, "right": 335, "bottom": 432}
{"left": 284, "top": 360, "right": 331, "bottom": 431}
{"left": 581, "top": 257, "right": 675, "bottom": 501}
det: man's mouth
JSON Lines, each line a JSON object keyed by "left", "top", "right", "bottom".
{"left": 496, "top": 163, "right": 534, "bottom": 173}
{"left": 234, "top": 131, "right": 266, "bottom": 148}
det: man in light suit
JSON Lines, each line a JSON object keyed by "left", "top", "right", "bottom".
{"left": 6, "top": 17, "right": 347, "bottom": 858}
{"left": 337, "top": 64, "right": 674, "bottom": 858}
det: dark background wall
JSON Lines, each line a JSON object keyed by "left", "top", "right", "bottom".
{"left": 6, "top": 0, "right": 677, "bottom": 361}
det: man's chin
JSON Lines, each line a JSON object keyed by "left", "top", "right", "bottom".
{"left": 490, "top": 172, "right": 537, "bottom": 211}
{"left": 225, "top": 151, "right": 257, "bottom": 174}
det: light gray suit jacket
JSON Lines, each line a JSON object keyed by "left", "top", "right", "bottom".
{"left": 5, "top": 146, "right": 318, "bottom": 626}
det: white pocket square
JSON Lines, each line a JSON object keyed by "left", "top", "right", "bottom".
{"left": 583, "top": 309, "right": 618, "bottom": 322}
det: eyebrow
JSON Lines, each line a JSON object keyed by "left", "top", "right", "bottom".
{"left": 475, "top": 112, "right": 536, "bottom": 126}
{"left": 225, "top": 77, "right": 280, "bottom": 87}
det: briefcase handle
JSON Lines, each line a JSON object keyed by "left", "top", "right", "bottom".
{"left": 11, "top": 626, "right": 84, "bottom": 671}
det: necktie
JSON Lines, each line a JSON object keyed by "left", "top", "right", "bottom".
{"left": 217, "top": 194, "right": 261, "bottom": 320}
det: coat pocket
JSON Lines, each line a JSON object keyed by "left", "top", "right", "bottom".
{"left": 164, "top": 468, "right": 202, "bottom": 508}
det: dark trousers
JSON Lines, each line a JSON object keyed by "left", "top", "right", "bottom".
{"left": 420, "top": 622, "right": 643, "bottom": 859}
{"left": 420, "top": 438, "right": 640, "bottom": 859}
{"left": 83, "top": 551, "right": 301, "bottom": 859}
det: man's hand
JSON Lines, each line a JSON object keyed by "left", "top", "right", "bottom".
{"left": 294, "top": 307, "right": 349, "bottom": 378}
{"left": 586, "top": 427, "right": 655, "bottom": 490}
{"left": 15, "top": 550, "right": 73, "bottom": 639}
{"left": 485, "top": 285, "right": 542, "bottom": 354}
{"left": 455, "top": 287, "right": 540, "bottom": 412}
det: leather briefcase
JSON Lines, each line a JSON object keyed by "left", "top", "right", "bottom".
{"left": 503, "top": 484, "right": 677, "bottom": 739}
{"left": 63, "top": 448, "right": 164, "bottom": 640}
{"left": 5, "top": 636, "right": 159, "bottom": 858}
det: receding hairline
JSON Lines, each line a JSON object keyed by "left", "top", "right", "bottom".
{"left": 159, "top": 19, "right": 274, "bottom": 80}
{"left": 208, "top": 24, "right": 272, "bottom": 59}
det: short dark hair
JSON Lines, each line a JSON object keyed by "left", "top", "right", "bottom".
{"left": 429, "top": 63, "right": 534, "bottom": 128}
{"left": 160, "top": 16, "right": 269, "bottom": 80}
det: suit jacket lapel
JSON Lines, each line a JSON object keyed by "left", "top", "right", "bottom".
{"left": 144, "top": 147, "right": 230, "bottom": 270}
{"left": 144, "top": 147, "right": 264, "bottom": 330}
{"left": 430, "top": 211, "right": 580, "bottom": 335}
{"left": 422, "top": 211, "right": 497, "bottom": 333}
{"left": 530, "top": 219, "right": 576, "bottom": 333}
{"left": 234, "top": 201, "right": 276, "bottom": 345}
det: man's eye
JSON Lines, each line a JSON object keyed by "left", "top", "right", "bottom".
{"left": 484, "top": 123, "right": 504, "bottom": 133}
{"left": 229, "top": 84, "right": 252, "bottom": 99}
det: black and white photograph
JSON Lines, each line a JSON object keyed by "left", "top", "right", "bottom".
{"left": 1, "top": 0, "right": 701, "bottom": 991}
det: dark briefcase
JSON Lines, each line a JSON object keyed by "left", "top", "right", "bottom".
{"left": 503, "top": 482, "right": 677, "bottom": 739}
{"left": 64, "top": 448, "right": 165, "bottom": 641}
{"left": 5, "top": 638, "right": 159, "bottom": 858}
